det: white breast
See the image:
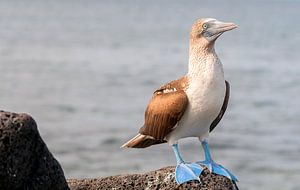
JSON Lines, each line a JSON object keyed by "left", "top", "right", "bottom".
{"left": 166, "top": 56, "right": 226, "bottom": 145}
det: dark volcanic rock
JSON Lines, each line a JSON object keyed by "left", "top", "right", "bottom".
{"left": 67, "top": 166, "right": 239, "bottom": 190}
{"left": 0, "top": 111, "right": 69, "bottom": 190}
{"left": 0, "top": 110, "right": 238, "bottom": 190}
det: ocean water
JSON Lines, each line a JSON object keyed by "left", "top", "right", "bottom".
{"left": 0, "top": 0, "right": 300, "bottom": 189}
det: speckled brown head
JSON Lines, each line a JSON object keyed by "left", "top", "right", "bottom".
{"left": 190, "top": 18, "right": 237, "bottom": 47}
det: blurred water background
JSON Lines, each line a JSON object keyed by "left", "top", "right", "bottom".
{"left": 0, "top": 0, "right": 300, "bottom": 189}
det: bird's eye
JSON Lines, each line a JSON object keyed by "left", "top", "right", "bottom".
{"left": 202, "top": 23, "right": 208, "bottom": 29}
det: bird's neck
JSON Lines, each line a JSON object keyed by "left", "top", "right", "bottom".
{"left": 187, "top": 40, "right": 220, "bottom": 77}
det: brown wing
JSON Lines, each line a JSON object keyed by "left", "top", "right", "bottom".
{"left": 139, "top": 77, "right": 189, "bottom": 140}
{"left": 209, "top": 80, "right": 230, "bottom": 132}
{"left": 121, "top": 77, "right": 189, "bottom": 148}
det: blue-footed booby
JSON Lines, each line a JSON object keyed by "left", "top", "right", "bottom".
{"left": 122, "top": 18, "right": 238, "bottom": 184}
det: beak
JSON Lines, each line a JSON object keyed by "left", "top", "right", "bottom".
{"left": 209, "top": 21, "right": 238, "bottom": 35}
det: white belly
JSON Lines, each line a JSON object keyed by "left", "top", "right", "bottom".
{"left": 166, "top": 63, "right": 226, "bottom": 145}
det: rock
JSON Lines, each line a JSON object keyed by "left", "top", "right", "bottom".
{"left": 0, "top": 111, "right": 69, "bottom": 190}
{"left": 67, "top": 166, "right": 239, "bottom": 190}
{"left": 0, "top": 110, "right": 238, "bottom": 190}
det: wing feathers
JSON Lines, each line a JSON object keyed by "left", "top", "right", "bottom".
{"left": 139, "top": 91, "right": 188, "bottom": 140}
{"left": 121, "top": 133, "right": 166, "bottom": 148}
{"left": 123, "top": 77, "right": 189, "bottom": 148}
{"left": 209, "top": 80, "right": 230, "bottom": 132}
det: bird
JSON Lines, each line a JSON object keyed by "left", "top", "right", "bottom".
{"left": 121, "top": 18, "right": 238, "bottom": 184}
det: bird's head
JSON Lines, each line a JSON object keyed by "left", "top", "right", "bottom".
{"left": 190, "top": 18, "right": 237, "bottom": 47}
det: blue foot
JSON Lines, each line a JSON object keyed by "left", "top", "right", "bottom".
{"left": 197, "top": 160, "right": 238, "bottom": 182}
{"left": 198, "top": 140, "right": 238, "bottom": 182}
{"left": 175, "top": 162, "right": 203, "bottom": 184}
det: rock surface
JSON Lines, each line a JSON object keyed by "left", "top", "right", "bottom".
{"left": 0, "top": 111, "right": 69, "bottom": 190}
{"left": 0, "top": 110, "right": 239, "bottom": 190}
{"left": 68, "top": 166, "right": 239, "bottom": 190}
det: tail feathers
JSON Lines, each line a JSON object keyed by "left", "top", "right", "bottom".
{"left": 121, "top": 133, "right": 166, "bottom": 148}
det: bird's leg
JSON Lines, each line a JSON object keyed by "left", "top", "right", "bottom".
{"left": 198, "top": 140, "right": 213, "bottom": 171}
{"left": 172, "top": 144, "right": 202, "bottom": 184}
{"left": 172, "top": 144, "right": 184, "bottom": 165}
{"left": 197, "top": 140, "right": 238, "bottom": 182}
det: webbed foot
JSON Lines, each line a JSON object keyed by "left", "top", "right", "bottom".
{"left": 197, "top": 160, "right": 238, "bottom": 181}
{"left": 198, "top": 140, "right": 238, "bottom": 182}
{"left": 175, "top": 162, "right": 203, "bottom": 184}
